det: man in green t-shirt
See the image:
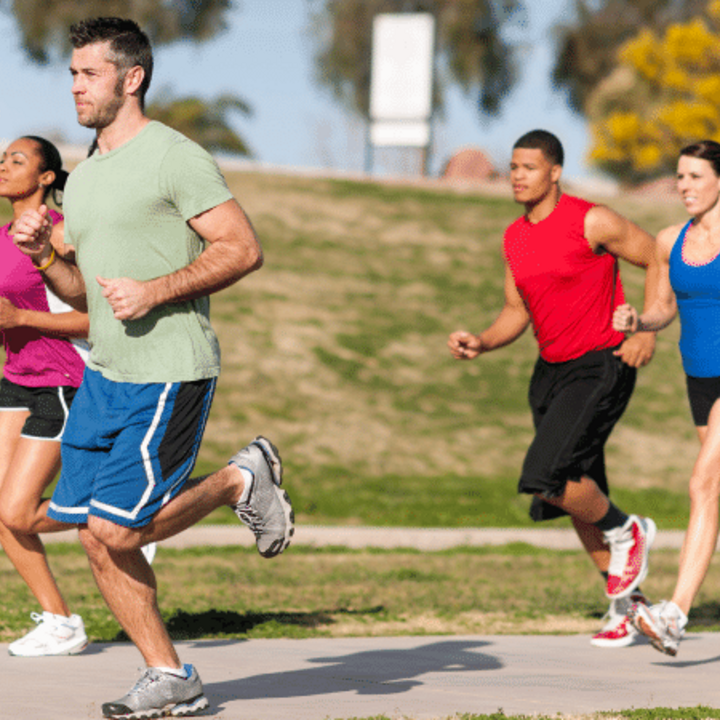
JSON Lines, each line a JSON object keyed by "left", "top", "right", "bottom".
{"left": 14, "top": 17, "right": 294, "bottom": 719}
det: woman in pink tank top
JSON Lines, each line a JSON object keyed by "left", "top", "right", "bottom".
{"left": 0, "top": 136, "right": 90, "bottom": 656}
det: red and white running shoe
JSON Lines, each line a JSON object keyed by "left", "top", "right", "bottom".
{"left": 590, "top": 591, "right": 649, "bottom": 648}
{"left": 604, "top": 515, "right": 656, "bottom": 599}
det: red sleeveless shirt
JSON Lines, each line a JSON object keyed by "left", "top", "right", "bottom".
{"left": 503, "top": 195, "right": 625, "bottom": 363}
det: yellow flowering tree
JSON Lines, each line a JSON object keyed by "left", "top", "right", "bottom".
{"left": 590, "top": 1, "right": 720, "bottom": 182}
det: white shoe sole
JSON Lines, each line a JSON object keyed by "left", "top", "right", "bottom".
{"left": 9, "top": 635, "right": 88, "bottom": 657}
{"left": 590, "top": 631, "right": 638, "bottom": 648}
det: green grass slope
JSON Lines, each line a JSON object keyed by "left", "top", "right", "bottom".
{"left": 200, "top": 171, "right": 693, "bottom": 529}
{"left": 0, "top": 171, "right": 695, "bottom": 529}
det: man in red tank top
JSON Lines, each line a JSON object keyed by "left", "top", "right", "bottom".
{"left": 448, "top": 130, "right": 660, "bottom": 649}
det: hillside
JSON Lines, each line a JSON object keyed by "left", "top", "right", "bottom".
{"left": 0, "top": 170, "right": 694, "bottom": 528}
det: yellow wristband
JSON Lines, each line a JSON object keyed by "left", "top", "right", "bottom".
{"left": 35, "top": 248, "right": 56, "bottom": 272}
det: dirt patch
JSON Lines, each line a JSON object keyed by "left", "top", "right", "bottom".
{"left": 324, "top": 611, "right": 600, "bottom": 638}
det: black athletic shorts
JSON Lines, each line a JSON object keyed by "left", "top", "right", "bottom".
{"left": 518, "top": 346, "right": 636, "bottom": 522}
{"left": 0, "top": 377, "right": 78, "bottom": 440}
{"left": 686, "top": 374, "right": 720, "bottom": 427}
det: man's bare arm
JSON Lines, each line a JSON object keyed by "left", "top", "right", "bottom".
{"left": 585, "top": 205, "right": 659, "bottom": 368}
{"left": 97, "top": 199, "right": 262, "bottom": 321}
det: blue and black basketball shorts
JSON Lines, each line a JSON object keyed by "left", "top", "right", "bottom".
{"left": 48, "top": 367, "right": 216, "bottom": 528}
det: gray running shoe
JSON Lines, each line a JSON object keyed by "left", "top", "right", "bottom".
{"left": 629, "top": 599, "right": 687, "bottom": 656}
{"left": 102, "top": 664, "right": 208, "bottom": 719}
{"left": 229, "top": 436, "right": 294, "bottom": 558}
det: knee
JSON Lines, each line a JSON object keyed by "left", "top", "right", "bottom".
{"left": 86, "top": 516, "right": 143, "bottom": 552}
{"left": 79, "top": 525, "right": 106, "bottom": 562}
{"left": 688, "top": 471, "right": 720, "bottom": 506}
{"left": 0, "top": 502, "right": 35, "bottom": 534}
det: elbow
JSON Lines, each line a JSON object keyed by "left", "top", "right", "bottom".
{"left": 73, "top": 296, "right": 89, "bottom": 314}
{"left": 251, "top": 244, "right": 264, "bottom": 272}
{"left": 220, "top": 236, "right": 263, "bottom": 286}
{"left": 238, "top": 242, "right": 263, "bottom": 277}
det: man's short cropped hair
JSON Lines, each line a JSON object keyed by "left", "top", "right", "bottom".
{"left": 69, "top": 17, "right": 153, "bottom": 104}
{"left": 513, "top": 130, "right": 564, "bottom": 167}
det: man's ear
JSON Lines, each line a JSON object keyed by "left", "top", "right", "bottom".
{"left": 124, "top": 65, "right": 145, "bottom": 96}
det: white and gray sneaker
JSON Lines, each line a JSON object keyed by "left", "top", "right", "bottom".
{"left": 229, "top": 436, "right": 294, "bottom": 558}
{"left": 102, "top": 664, "right": 208, "bottom": 719}
{"left": 8, "top": 611, "right": 88, "bottom": 657}
{"left": 629, "top": 599, "right": 688, "bottom": 656}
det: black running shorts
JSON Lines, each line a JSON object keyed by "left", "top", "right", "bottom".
{"left": 0, "top": 377, "right": 78, "bottom": 440}
{"left": 517, "top": 346, "right": 636, "bottom": 522}
{"left": 686, "top": 374, "right": 720, "bottom": 427}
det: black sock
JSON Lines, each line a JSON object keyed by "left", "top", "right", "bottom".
{"left": 593, "top": 503, "right": 629, "bottom": 532}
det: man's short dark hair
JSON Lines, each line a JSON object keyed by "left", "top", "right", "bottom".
{"left": 513, "top": 130, "right": 564, "bottom": 167}
{"left": 70, "top": 17, "right": 153, "bottom": 104}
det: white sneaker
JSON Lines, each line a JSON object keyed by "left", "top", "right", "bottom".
{"left": 630, "top": 599, "right": 688, "bottom": 656}
{"left": 590, "top": 591, "right": 648, "bottom": 648}
{"left": 8, "top": 612, "right": 88, "bottom": 657}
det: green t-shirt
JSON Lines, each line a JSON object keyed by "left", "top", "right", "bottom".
{"left": 64, "top": 122, "right": 233, "bottom": 383}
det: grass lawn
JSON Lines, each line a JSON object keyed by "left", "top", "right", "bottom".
{"left": 3, "top": 544, "right": 720, "bottom": 644}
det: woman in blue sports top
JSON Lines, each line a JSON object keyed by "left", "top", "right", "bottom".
{"left": 613, "top": 139, "right": 720, "bottom": 656}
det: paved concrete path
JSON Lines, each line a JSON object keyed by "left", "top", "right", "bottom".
{"left": 4, "top": 633, "right": 720, "bottom": 719}
{"left": 22, "top": 527, "right": 711, "bottom": 719}
{"left": 43, "top": 524, "right": 693, "bottom": 551}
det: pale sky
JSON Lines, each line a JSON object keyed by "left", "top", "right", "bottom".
{"left": 0, "top": 1, "right": 593, "bottom": 180}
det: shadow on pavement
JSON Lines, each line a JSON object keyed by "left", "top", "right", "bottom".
{"left": 206, "top": 639, "right": 501, "bottom": 707}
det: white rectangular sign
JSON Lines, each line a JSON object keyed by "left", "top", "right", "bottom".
{"left": 369, "top": 13, "right": 434, "bottom": 147}
{"left": 370, "top": 121, "right": 430, "bottom": 147}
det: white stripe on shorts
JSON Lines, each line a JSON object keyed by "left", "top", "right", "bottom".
{"left": 90, "top": 382, "right": 172, "bottom": 521}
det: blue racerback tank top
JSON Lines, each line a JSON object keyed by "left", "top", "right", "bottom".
{"left": 669, "top": 220, "right": 720, "bottom": 377}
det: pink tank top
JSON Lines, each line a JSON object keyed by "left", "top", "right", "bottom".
{"left": 0, "top": 210, "right": 86, "bottom": 387}
{"left": 503, "top": 195, "right": 626, "bottom": 363}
